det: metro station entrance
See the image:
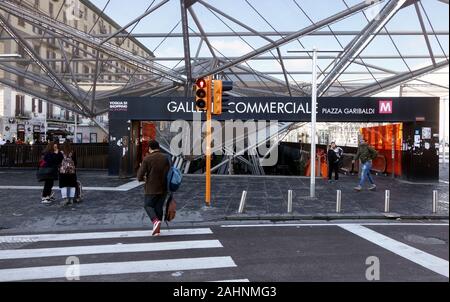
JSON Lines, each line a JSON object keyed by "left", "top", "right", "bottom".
{"left": 109, "top": 97, "right": 440, "bottom": 182}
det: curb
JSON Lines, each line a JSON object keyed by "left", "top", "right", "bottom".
{"left": 225, "top": 213, "right": 450, "bottom": 221}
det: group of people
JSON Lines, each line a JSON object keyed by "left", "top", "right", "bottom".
{"left": 327, "top": 139, "right": 378, "bottom": 192}
{"left": 38, "top": 140, "right": 79, "bottom": 206}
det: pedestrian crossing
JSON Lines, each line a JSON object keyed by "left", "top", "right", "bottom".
{"left": 0, "top": 228, "right": 247, "bottom": 282}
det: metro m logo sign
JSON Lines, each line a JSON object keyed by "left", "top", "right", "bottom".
{"left": 379, "top": 100, "right": 393, "bottom": 114}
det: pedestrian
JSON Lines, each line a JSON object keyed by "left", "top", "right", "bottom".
{"left": 39, "top": 142, "right": 63, "bottom": 205}
{"left": 353, "top": 138, "right": 378, "bottom": 192}
{"left": 59, "top": 141, "right": 78, "bottom": 207}
{"left": 137, "top": 140, "right": 170, "bottom": 236}
{"left": 327, "top": 142, "right": 340, "bottom": 182}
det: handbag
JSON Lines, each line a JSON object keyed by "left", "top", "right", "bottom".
{"left": 36, "top": 167, "right": 55, "bottom": 182}
{"left": 164, "top": 194, "right": 177, "bottom": 222}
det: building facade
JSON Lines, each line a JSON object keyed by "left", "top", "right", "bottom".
{"left": 0, "top": 0, "right": 154, "bottom": 143}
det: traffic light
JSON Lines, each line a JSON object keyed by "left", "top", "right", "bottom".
{"left": 213, "top": 80, "right": 233, "bottom": 115}
{"left": 195, "top": 78, "right": 211, "bottom": 112}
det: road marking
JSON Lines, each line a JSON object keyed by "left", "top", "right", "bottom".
{"left": 0, "top": 228, "right": 213, "bottom": 243}
{"left": 339, "top": 224, "right": 449, "bottom": 278}
{"left": 211, "top": 279, "right": 250, "bottom": 282}
{"left": 115, "top": 180, "right": 143, "bottom": 191}
{"left": 0, "top": 240, "right": 223, "bottom": 260}
{"left": 0, "top": 256, "right": 237, "bottom": 282}
{"left": 0, "top": 180, "right": 143, "bottom": 192}
{"left": 221, "top": 223, "right": 449, "bottom": 228}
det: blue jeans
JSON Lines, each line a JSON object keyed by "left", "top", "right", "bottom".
{"left": 359, "top": 161, "right": 375, "bottom": 187}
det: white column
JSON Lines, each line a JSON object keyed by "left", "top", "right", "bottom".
{"left": 310, "top": 48, "right": 318, "bottom": 198}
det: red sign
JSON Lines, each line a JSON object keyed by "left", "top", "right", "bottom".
{"left": 379, "top": 100, "right": 393, "bottom": 114}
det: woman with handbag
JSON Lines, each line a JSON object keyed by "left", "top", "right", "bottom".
{"left": 59, "top": 141, "right": 78, "bottom": 207}
{"left": 38, "top": 142, "right": 63, "bottom": 205}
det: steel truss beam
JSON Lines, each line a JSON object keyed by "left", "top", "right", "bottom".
{"left": 180, "top": 0, "right": 193, "bottom": 84}
{"left": 1, "top": 31, "right": 447, "bottom": 40}
{"left": 318, "top": 0, "right": 409, "bottom": 96}
{"left": 341, "top": 60, "right": 449, "bottom": 96}
{"left": 0, "top": 77, "right": 85, "bottom": 115}
{"left": 0, "top": 0, "right": 186, "bottom": 84}
{"left": 0, "top": 12, "right": 93, "bottom": 116}
{"left": 196, "top": 0, "right": 375, "bottom": 79}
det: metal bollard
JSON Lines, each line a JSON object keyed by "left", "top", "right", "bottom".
{"left": 238, "top": 191, "right": 247, "bottom": 214}
{"left": 433, "top": 190, "right": 438, "bottom": 214}
{"left": 287, "top": 190, "right": 293, "bottom": 214}
{"left": 385, "top": 190, "right": 390, "bottom": 213}
{"left": 336, "top": 190, "right": 342, "bottom": 213}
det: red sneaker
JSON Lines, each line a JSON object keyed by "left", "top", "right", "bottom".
{"left": 152, "top": 220, "right": 161, "bottom": 236}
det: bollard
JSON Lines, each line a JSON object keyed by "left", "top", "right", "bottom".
{"left": 385, "top": 190, "right": 390, "bottom": 213}
{"left": 238, "top": 191, "right": 247, "bottom": 214}
{"left": 433, "top": 190, "right": 438, "bottom": 214}
{"left": 336, "top": 190, "right": 342, "bottom": 213}
{"left": 287, "top": 190, "right": 293, "bottom": 214}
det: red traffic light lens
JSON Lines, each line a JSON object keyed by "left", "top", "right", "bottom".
{"left": 196, "top": 79, "right": 207, "bottom": 89}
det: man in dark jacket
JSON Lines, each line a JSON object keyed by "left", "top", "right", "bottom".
{"left": 137, "top": 140, "right": 170, "bottom": 236}
{"left": 353, "top": 139, "right": 378, "bottom": 192}
{"left": 327, "top": 142, "right": 340, "bottom": 182}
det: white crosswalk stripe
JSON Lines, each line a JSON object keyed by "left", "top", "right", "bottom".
{"left": 0, "top": 228, "right": 247, "bottom": 282}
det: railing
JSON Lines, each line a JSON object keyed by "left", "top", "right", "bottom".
{"left": 0, "top": 144, "right": 108, "bottom": 169}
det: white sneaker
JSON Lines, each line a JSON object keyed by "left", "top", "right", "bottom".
{"left": 41, "top": 197, "right": 52, "bottom": 205}
{"left": 152, "top": 220, "right": 161, "bottom": 236}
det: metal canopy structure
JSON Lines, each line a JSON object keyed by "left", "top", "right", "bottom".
{"left": 0, "top": 0, "right": 448, "bottom": 118}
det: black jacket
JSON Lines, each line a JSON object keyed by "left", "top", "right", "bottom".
{"left": 327, "top": 149, "right": 338, "bottom": 165}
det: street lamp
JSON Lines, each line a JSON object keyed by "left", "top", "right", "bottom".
{"left": 287, "top": 49, "right": 343, "bottom": 198}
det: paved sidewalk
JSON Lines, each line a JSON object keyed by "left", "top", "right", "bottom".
{"left": 0, "top": 168, "right": 448, "bottom": 232}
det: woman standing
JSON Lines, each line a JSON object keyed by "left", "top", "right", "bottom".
{"left": 59, "top": 141, "right": 78, "bottom": 206}
{"left": 39, "top": 142, "right": 62, "bottom": 205}
{"left": 327, "top": 142, "right": 340, "bottom": 182}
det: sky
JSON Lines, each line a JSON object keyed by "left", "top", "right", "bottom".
{"left": 87, "top": 0, "right": 448, "bottom": 86}
{"left": 88, "top": 0, "right": 448, "bottom": 140}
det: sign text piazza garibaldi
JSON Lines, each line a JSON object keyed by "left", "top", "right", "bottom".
{"left": 109, "top": 97, "right": 439, "bottom": 123}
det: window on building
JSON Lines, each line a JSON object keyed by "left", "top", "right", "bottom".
{"left": 15, "top": 95, "right": 25, "bottom": 117}
{"left": 74, "top": 20, "right": 78, "bottom": 29}
{"left": 32, "top": 98, "right": 37, "bottom": 113}
{"left": 63, "top": 11, "right": 67, "bottom": 24}
{"left": 18, "top": 17, "right": 25, "bottom": 27}
{"left": 84, "top": 7, "right": 88, "bottom": 21}
{"left": 93, "top": 13, "right": 96, "bottom": 23}
{"left": 34, "top": 0, "right": 40, "bottom": 9}
{"left": 47, "top": 103, "right": 54, "bottom": 119}
{"left": 49, "top": 2, "right": 54, "bottom": 18}
{"left": 65, "top": 110, "right": 70, "bottom": 121}
{"left": 90, "top": 133, "right": 98, "bottom": 143}
{"left": 38, "top": 99, "right": 43, "bottom": 113}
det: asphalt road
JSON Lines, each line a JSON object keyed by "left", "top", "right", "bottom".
{"left": 0, "top": 221, "right": 448, "bottom": 282}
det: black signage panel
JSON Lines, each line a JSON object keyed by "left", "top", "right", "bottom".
{"left": 109, "top": 97, "right": 439, "bottom": 123}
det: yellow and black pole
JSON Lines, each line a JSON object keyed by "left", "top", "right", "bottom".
{"left": 195, "top": 77, "right": 213, "bottom": 207}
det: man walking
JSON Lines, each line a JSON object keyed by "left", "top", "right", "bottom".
{"left": 137, "top": 140, "right": 170, "bottom": 236}
{"left": 353, "top": 139, "right": 378, "bottom": 192}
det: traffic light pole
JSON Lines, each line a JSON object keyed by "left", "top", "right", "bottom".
{"left": 206, "top": 104, "right": 212, "bottom": 207}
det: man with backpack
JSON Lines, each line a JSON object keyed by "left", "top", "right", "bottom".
{"left": 353, "top": 138, "right": 378, "bottom": 192}
{"left": 137, "top": 140, "right": 171, "bottom": 236}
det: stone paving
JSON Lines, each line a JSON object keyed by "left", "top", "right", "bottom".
{"left": 0, "top": 166, "right": 448, "bottom": 232}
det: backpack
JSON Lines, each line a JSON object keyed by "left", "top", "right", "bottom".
{"left": 166, "top": 157, "right": 182, "bottom": 192}
{"left": 60, "top": 152, "right": 76, "bottom": 174}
